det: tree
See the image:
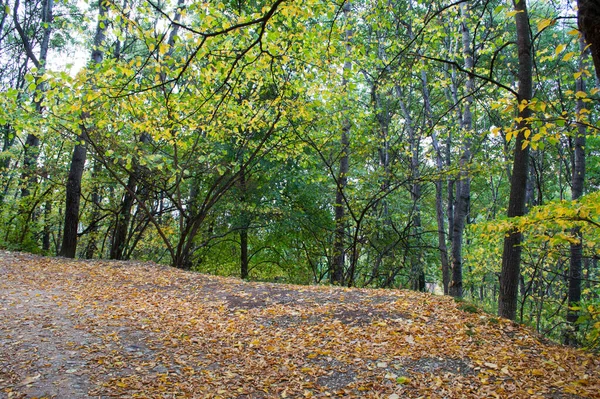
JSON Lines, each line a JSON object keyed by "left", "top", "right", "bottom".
{"left": 12, "top": 0, "right": 54, "bottom": 199}
{"left": 498, "top": 0, "right": 533, "bottom": 320}
{"left": 565, "top": 38, "right": 589, "bottom": 345}
{"left": 578, "top": 0, "right": 600, "bottom": 79}
{"left": 449, "top": 1, "right": 475, "bottom": 298}
{"left": 59, "top": 0, "right": 108, "bottom": 258}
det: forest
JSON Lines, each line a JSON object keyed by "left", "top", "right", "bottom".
{"left": 1, "top": 0, "right": 599, "bottom": 349}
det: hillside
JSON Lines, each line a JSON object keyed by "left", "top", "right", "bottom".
{"left": 0, "top": 251, "right": 598, "bottom": 398}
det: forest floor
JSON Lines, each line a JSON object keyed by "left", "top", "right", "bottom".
{"left": 0, "top": 251, "right": 599, "bottom": 399}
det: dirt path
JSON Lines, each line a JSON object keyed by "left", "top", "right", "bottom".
{"left": 0, "top": 251, "right": 599, "bottom": 398}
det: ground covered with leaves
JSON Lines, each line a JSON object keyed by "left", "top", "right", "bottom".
{"left": 0, "top": 251, "right": 598, "bottom": 398}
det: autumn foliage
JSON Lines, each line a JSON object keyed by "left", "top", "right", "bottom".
{"left": 1, "top": 251, "right": 598, "bottom": 398}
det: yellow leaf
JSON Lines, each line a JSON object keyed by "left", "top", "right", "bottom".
{"left": 537, "top": 18, "right": 553, "bottom": 31}
{"left": 575, "top": 91, "right": 587, "bottom": 98}
{"left": 562, "top": 52, "right": 576, "bottom": 62}
{"left": 555, "top": 44, "right": 566, "bottom": 56}
{"left": 159, "top": 43, "right": 168, "bottom": 55}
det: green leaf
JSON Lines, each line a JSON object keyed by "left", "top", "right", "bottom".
{"left": 396, "top": 376, "right": 411, "bottom": 384}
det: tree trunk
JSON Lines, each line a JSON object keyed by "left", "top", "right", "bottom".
{"left": 14, "top": 0, "right": 53, "bottom": 199}
{"left": 397, "top": 95, "right": 424, "bottom": 292}
{"left": 331, "top": 2, "right": 352, "bottom": 285}
{"left": 110, "top": 172, "right": 136, "bottom": 259}
{"left": 240, "top": 228, "right": 249, "bottom": 279}
{"left": 84, "top": 161, "right": 102, "bottom": 259}
{"left": 59, "top": 0, "right": 107, "bottom": 258}
{"left": 239, "top": 164, "right": 250, "bottom": 279}
{"left": 449, "top": 2, "right": 474, "bottom": 298}
{"left": 565, "top": 37, "right": 588, "bottom": 346}
{"left": 578, "top": 0, "right": 600, "bottom": 80}
{"left": 42, "top": 201, "right": 51, "bottom": 252}
{"left": 60, "top": 136, "right": 87, "bottom": 258}
{"left": 499, "top": 0, "right": 533, "bottom": 320}
{"left": 421, "top": 66, "right": 450, "bottom": 294}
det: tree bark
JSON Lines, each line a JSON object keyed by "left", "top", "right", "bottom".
{"left": 420, "top": 65, "right": 450, "bottom": 294}
{"left": 449, "top": 2, "right": 474, "bottom": 298}
{"left": 240, "top": 227, "right": 249, "bottom": 279}
{"left": 565, "top": 37, "right": 588, "bottom": 345}
{"left": 84, "top": 161, "right": 102, "bottom": 259}
{"left": 239, "top": 164, "right": 250, "bottom": 279}
{"left": 13, "top": 0, "right": 53, "bottom": 199}
{"left": 110, "top": 171, "right": 136, "bottom": 259}
{"left": 578, "top": 0, "right": 600, "bottom": 79}
{"left": 60, "top": 134, "right": 87, "bottom": 257}
{"left": 397, "top": 94, "right": 424, "bottom": 292}
{"left": 331, "top": 2, "right": 352, "bottom": 285}
{"left": 59, "top": 0, "right": 107, "bottom": 258}
{"left": 499, "top": 0, "right": 533, "bottom": 320}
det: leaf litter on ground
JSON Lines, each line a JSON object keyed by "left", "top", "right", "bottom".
{"left": 0, "top": 250, "right": 598, "bottom": 398}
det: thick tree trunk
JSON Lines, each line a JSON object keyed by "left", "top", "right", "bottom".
{"left": 578, "top": 0, "right": 600, "bottom": 79}
{"left": 59, "top": 0, "right": 107, "bottom": 258}
{"left": 499, "top": 0, "right": 533, "bottom": 320}
{"left": 60, "top": 136, "right": 87, "bottom": 258}
{"left": 565, "top": 38, "right": 588, "bottom": 346}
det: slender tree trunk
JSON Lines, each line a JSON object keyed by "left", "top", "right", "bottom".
{"left": 59, "top": 0, "right": 107, "bottom": 258}
{"left": 499, "top": 0, "right": 533, "bottom": 320}
{"left": 110, "top": 1, "right": 184, "bottom": 260}
{"left": 110, "top": 172, "right": 136, "bottom": 259}
{"left": 565, "top": 37, "right": 588, "bottom": 345}
{"left": 421, "top": 67, "right": 450, "bottom": 294}
{"left": 14, "top": 0, "right": 53, "bottom": 199}
{"left": 42, "top": 201, "right": 51, "bottom": 252}
{"left": 240, "top": 228, "right": 249, "bottom": 279}
{"left": 397, "top": 95, "right": 424, "bottom": 292}
{"left": 84, "top": 161, "right": 102, "bottom": 259}
{"left": 449, "top": 2, "right": 474, "bottom": 298}
{"left": 331, "top": 2, "right": 352, "bottom": 285}
{"left": 0, "top": 124, "right": 17, "bottom": 206}
{"left": 239, "top": 164, "right": 250, "bottom": 279}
